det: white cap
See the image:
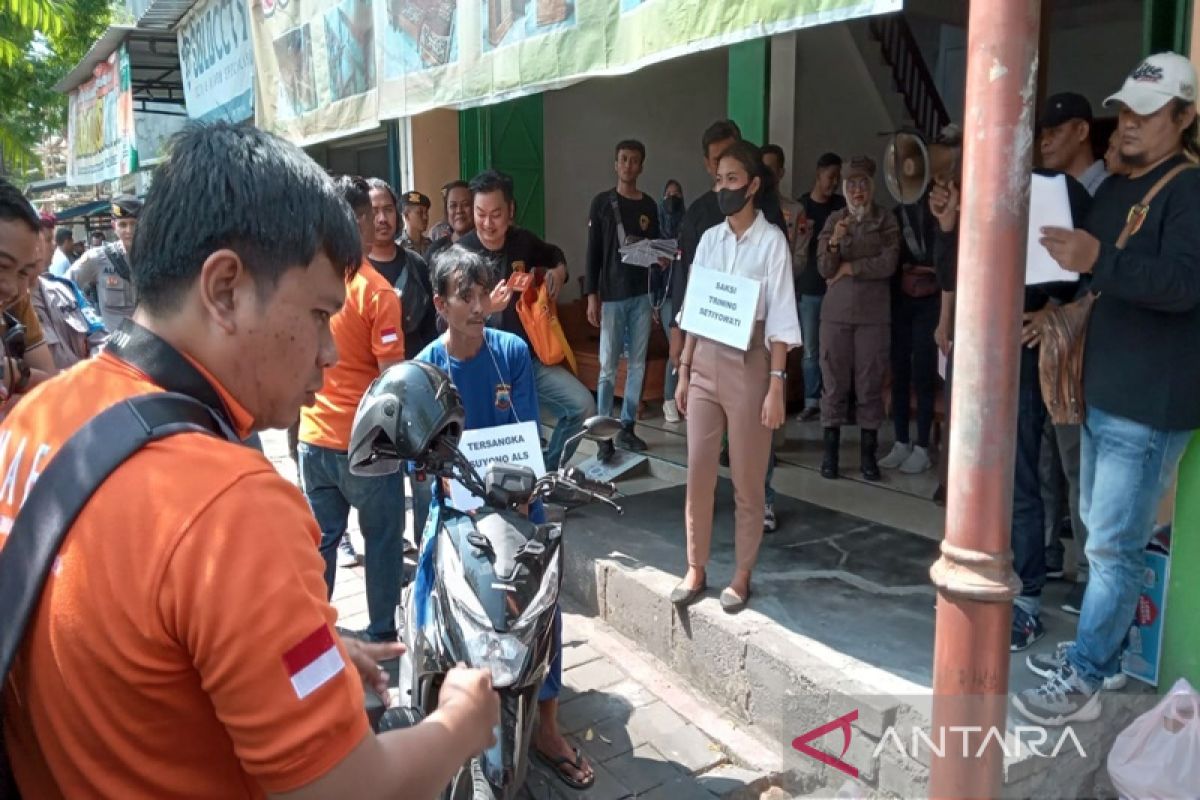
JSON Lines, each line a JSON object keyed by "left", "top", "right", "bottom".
{"left": 1104, "top": 52, "right": 1198, "bottom": 115}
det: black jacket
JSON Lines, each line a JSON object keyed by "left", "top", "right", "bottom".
{"left": 1083, "top": 155, "right": 1200, "bottom": 430}
{"left": 584, "top": 189, "right": 660, "bottom": 302}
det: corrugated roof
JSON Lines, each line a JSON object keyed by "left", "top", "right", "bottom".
{"left": 54, "top": 25, "right": 137, "bottom": 93}
{"left": 137, "top": 0, "right": 198, "bottom": 31}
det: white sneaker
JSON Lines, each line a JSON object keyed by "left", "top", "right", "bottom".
{"left": 336, "top": 535, "right": 362, "bottom": 568}
{"left": 899, "top": 445, "right": 932, "bottom": 474}
{"left": 878, "top": 442, "right": 912, "bottom": 469}
{"left": 663, "top": 400, "right": 681, "bottom": 423}
{"left": 763, "top": 504, "right": 777, "bottom": 532}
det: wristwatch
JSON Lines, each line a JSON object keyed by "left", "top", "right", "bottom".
{"left": 769, "top": 369, "right": 788, "bottom": 382}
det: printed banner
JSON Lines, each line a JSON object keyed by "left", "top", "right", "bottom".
{"left": 251, "top": 0, "right": 901, "bottom": 146}
{"left": 67, "top": 46, "right": 137, "bottom": 186}
{"left": 178, "top": 0, "right": 257, "bottom": 122}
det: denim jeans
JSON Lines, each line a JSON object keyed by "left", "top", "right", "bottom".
{"left": 410, "top": 470, "right": 434, "bottom": 547}
{"left": 597, "top": 295, "right": 652, "bottom": 427}
{"left": 533, "top": 361, "right": 596, "bottom": 471}
{"left": 1012, "top": 346, "right": 1048, "bottom": 618}
{"left": 659, "top": 297, "right": 679, "bottom": 402}
{"left": 299, "top": 442, "right": 405, "bottom": 641}
{"left": 889, "top": 294, "right": 940, "bottom": 447}
{"left": 1066, "top": 407, "right": 1192, "bottom": 688}
{"left": 798, "top": 294, "right": 824, "bottom": 408}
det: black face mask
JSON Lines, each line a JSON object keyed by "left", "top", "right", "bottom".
{"left": 717, "top": 186, "right": 751, "bottom": 216}
{"left": 663, "top": 194, "right": 683, "bottom": 215}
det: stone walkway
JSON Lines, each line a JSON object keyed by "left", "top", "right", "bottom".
{"left": 259, "top": 430, "right": 787, "bottom": 799}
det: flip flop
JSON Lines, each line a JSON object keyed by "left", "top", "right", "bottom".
{"left": 535, "top": 745, "right": 595, "bottom": 790}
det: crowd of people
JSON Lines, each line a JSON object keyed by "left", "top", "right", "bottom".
{"left": 0, "top": 47, "right": 1197, "bottom": 794}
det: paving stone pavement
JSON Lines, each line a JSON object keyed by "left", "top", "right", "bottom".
{"left": 257, "top": 430, "right": 789, "bottom": 799}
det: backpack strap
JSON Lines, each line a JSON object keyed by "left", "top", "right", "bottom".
{"left": 0, "top": 393, "right": 234, "bottom": 681}
{"left": 608, "top": 190, "right": 629, "bottom": 246}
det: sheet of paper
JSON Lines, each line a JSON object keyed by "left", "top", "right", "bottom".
{"left": 447, "top": 421, "right": 545, "bottom": 512}
{"left": 1026, "top": 173, "right": 1080, "bottom": 285}
{"left": 679, "top": 265, "right": 762, "bottom": 351}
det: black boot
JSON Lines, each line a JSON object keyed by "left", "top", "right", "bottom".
{"left": 820, "top": 427, "right": 840, "bottom": 479}
{"left": 861, "top": 429, "right": 881, "bottom": 481}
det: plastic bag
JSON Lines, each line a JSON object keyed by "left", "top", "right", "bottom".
{"left": 1107, "top": 678, "right": 1200, "bottom": 799}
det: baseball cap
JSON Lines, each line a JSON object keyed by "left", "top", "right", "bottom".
{"left": 1104, "top": 52, "right": 1198, "bottom": 115}
{"left": 1040, "top": 93, "right": 1093, "bottom": 129}
{"left": 401, "top": 191, "right": 431, "bottom": 209}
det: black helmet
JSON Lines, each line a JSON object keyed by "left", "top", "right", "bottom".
{"left": 348, "top": 361, "right": 465, "bottom": 476}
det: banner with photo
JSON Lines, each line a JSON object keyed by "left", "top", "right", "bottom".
{"left": 66, "top": 46, "right": 138, "bottom": 186}
{"left": 252, "top": 0, "right": 900, "bottom": 146}
{"left": 178, "top": 0, "right": 257, "bottom": 122}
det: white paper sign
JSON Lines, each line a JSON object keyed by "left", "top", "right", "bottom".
{"left": 448, "top": 421, "right": 545, "bottom": 512}
{"left": 679, "top": 265, "right": 762, "bottom": 351}
{"left": 1026, "top": 173, "right": 1081, "bottom": 285}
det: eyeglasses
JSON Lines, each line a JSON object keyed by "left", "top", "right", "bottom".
{"left": 845, "top": 178, "right": 873, "bottom": 191}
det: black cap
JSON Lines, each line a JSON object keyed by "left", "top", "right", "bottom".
{"left": 111, "top": 194, "right": 143, "bottom": 219}
{"left": 1040, "top": 93, "right": 1093, "bottom": 129}
{"left": 401, "top": 191, "right": 431, "bottom": 209}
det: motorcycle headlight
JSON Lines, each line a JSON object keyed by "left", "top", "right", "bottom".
{"left": 439, "top": 531, "right": 491, "bottom": 629}
{"left": 464, "top": 630, "right": 529, "bottom": 688}
{"left": 511, "top": 548, "right": 561, "bottom": 633}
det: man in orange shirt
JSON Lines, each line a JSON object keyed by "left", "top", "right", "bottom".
{"left": 298, "top": 175, "right": 408, "bottom": 641}
{"left": 0, "top": 124, "right": 497, "bottom": 798}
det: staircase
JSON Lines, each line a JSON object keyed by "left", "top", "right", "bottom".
{"left": 866, "top": 13, "right": 951, "bottom": 139}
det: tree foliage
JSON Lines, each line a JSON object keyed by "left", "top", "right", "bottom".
{"left": 0, "top": 0, "right": 113, "bottom": 176}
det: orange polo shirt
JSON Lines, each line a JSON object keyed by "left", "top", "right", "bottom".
{"left": 299, "top": 261, "right": 405, "bottom": 450}
{"left": 0, "top": 350, "right": 369, "bottom": 798}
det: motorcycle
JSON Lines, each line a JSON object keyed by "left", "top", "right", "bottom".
{"left": 375, "top": 415, "right": 625, "bottom": 799}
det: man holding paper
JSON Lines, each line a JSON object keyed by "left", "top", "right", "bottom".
{"left": 1007, "top": 169, "right": 1092, "bottom": 653}
{"left": 1018, "top": 52, "right": 1200, "bottom": 726}
{"left": 585, "top": 139, "right": 663, "bottom": 461}
{"left": 416, "top": 245, "right": 595, "bottom": 790}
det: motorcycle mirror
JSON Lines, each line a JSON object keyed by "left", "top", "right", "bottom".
{"left": 581, "top": 416, "right": 623, "bottom": 442}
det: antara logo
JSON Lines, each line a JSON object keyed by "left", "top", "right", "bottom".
{"left": 792, "top": 709, "right": 1088, "bottom": 779}
{"left": 1131, "top": 63, "right": 1165, "bottom": 83}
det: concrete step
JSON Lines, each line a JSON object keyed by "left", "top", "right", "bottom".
{"left": 558, "top": 480, "right": 1150, "bottom": 799}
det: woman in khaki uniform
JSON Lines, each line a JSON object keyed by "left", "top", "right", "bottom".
{"left": 816, "top": 157, "right": 900, "bottom": 481}
{"left": 671, "top": 142, "right": 801, "bottom": 614}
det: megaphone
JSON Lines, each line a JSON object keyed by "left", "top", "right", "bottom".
{"left": 883, "top": 131, "right": 931, "bottom": 205}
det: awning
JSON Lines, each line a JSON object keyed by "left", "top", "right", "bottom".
{"left": 55, "top": 199, "right": 112, "bottom": 221}
{"left": 54, "top": 24, "right": 186, "bottom": 113}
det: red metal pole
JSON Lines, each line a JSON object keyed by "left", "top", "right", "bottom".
{"left": 928, "top": 2, "right": 1040, "bottom": 798}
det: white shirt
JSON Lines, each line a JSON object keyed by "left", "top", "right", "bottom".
{"left": 49, "top": 248, "right": 72, "bottom": 278}
{"left": 689, "top": 210, "right": 802, "bottom": 350}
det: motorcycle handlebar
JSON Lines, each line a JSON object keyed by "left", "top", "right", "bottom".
{"left": 563, "top": 467, "right": 618, "bottom": 498}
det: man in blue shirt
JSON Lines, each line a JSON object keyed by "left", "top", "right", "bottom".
{"left": 416, "top": 244, "right": 595, "bottom": 790}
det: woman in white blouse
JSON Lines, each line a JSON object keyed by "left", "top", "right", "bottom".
{"left": 671, "top": 141, "right": 802, "bottom": 613}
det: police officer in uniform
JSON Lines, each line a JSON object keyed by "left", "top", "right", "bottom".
{"left": 30, "top": 242, "right": 107, "bottom": 369}
{"left": 398, "top": 190, "right": 432, "bottom": 254}
{"left": 69, "top": 195, "right": 141, "bottom": 332}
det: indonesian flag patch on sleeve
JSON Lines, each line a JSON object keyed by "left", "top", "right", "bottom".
{"left": 380, "top": 326, "right": 399, "bottom": 345}
{"left": 283, "top": 625, "right": 345, "bottom": 699}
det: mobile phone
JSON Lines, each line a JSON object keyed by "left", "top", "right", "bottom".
{"left": 508, "top": 271, "right": 533, "bottom": 293}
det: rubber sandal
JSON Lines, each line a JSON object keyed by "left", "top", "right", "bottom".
{"left": 535, "top": 745, "right": 595, "bottom": 790}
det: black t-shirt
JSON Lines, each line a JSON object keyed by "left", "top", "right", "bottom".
{"left": 584, "top": 189, "right": 661, "bottom": 302}
{"left": 457, "top": 227, "right": 564, "bottom": 354}
{"left": 368, "top": 246, "right": 439, "bottom": 357}
{"left": 797, "top": 192, "right": 847, "bottom": 296}
{"left": 1083, "top": 154, "right": 1200, "bottom": 430}
{"left": 424, "top": 234, "right": 456, "bottom": 266}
